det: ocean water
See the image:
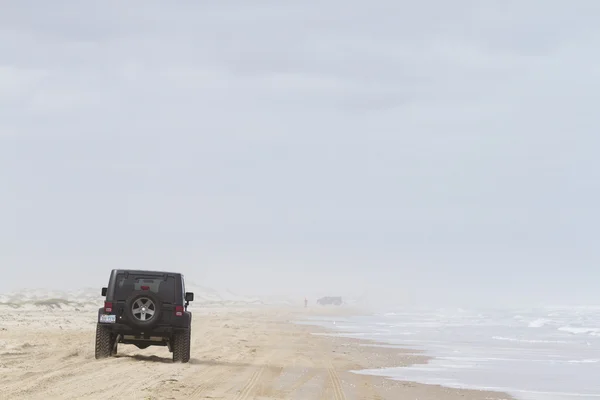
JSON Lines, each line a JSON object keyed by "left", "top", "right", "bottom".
{"left": 298, "top": 306, "right": 600, "bottom": 400}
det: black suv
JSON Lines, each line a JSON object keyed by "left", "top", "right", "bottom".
{"left": 95, "top": 269, "right": 194, "bottom": 363}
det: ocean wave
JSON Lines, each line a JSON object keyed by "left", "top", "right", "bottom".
{"left": 528, "top": 318, "right": 551, "bottom": 328}
{"left": 567, "top": 359, "right": 600, "bottom": 364}
{"left": 492, "top": 336, "right": 569, "bottom": 344}
{"left": 558, "top": 326, "right": 600, "bottom": 336}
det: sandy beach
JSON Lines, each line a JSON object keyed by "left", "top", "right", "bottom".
{"left": 0, "top": 304, "right": 514, "bottom": 400}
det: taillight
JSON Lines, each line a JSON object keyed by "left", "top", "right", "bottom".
{"left": 104, "top": 301, "right": 113, "bottom": 313}
{"left": 175, "top": 305, "right": 184, "bottom": 317}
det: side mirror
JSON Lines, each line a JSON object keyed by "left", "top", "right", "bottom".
{"left": 185, "top": 292, "right": 194, "bottom": 302}
{"left": 101, "top": 287, "right": 107, "bottom": 297}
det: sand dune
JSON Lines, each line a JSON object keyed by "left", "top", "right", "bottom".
{"left": 0, "top": 285, "right": 312, "bottom": 309}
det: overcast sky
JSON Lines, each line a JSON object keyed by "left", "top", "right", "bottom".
{"left": 1, "top": 1, "right": 599, "bottom": 306}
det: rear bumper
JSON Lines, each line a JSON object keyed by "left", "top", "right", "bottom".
{"left": 99, "top": 322, "right": 186, "bottom": 336}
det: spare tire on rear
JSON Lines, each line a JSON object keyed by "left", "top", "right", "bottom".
{"left": 124, "top": 291, "right": 162, "bottom": 330}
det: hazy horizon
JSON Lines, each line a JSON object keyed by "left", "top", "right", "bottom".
{"left": 2, "top": 1, "right": 599, "bottom": 308}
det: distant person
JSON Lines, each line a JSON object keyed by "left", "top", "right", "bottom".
{"left": 304, "top": 298, "right": 308, "bottom": 308}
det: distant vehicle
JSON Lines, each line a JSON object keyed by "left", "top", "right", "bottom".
{"left": 317, "top": 296, "right": 343, "bottom": 306}
{"left": 95, "top": 269, "right": 194, "bottom": 363}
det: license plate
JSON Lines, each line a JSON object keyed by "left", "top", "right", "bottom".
{"left": 99, "top": 314, "right": 116, "bottom": 323}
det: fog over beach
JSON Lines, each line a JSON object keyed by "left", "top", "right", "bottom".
{"left": 1, "top": 0, "right": 600, "bottom": 399}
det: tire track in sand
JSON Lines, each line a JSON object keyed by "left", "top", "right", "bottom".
{"left": 234, "top": 365, "right": 266, "bottom": 400}
{"left": 278, "top": 368, "right": 319, "bottom": 397}
{"left": 327, "top": 364, "right": 347, "bottom": 400}
{"left": 187, "top": 363, "right": 245, "bottom": 399}
{"left": 230, "top": 348, "right": 280, "bottom": 400}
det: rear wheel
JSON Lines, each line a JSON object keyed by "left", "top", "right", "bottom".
{"left": 172, "top": 328, "right": 191, "bottom": 363}
{"left": 95, "top": 324, "right": 113, "bottom": 359}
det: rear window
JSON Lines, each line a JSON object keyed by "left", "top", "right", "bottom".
{"left": 113, "top": 274, "right": 176, "bottom": 303}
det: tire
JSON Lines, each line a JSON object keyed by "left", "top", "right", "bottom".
{"left": 95, "top": 324, "right": 113, "bottom": 359}
{"left": 172, "top": 328, "right": 191, "bottom": 363}
{"left": 124, "top": 291, "right": 162, "bottom": 330}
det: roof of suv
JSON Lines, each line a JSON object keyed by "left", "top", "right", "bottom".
{"left": 111, "top": 269, "right": 183, "bottom": 277}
